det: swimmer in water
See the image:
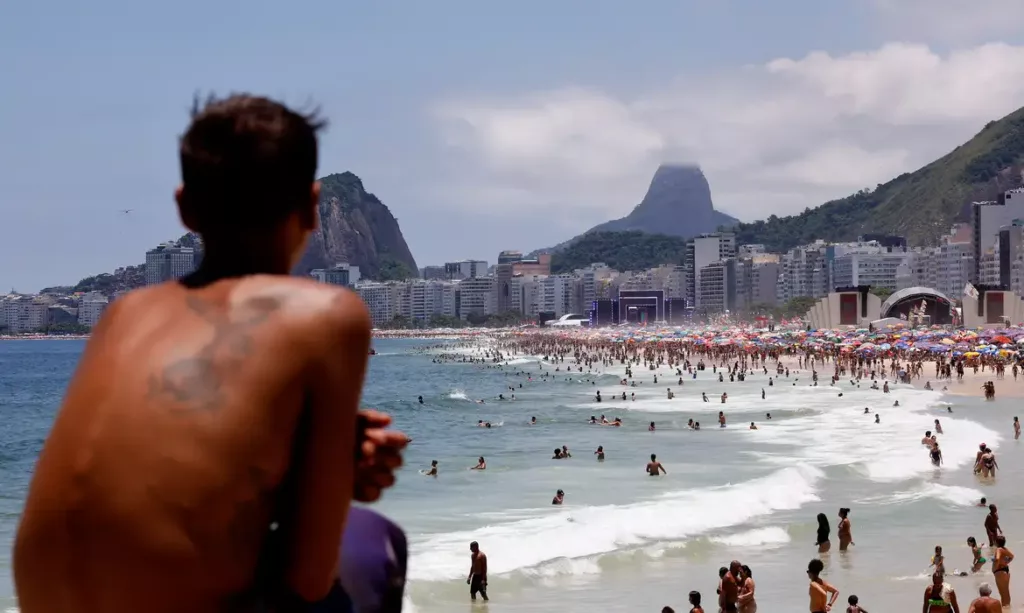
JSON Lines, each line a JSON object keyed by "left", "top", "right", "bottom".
{"left": 551, "top": 489, "right": 564, "bottom": 505}
{"left": 649, "top": 422, "right": 656, "bottom": 432}
{"left": 934, "top": 419, "right": 943, "bottom": 434}
{"left": 424, "top": 460, "right": 438, "bottom": 477}
{"left": 418, "top": 395, "right": 424, "bottom": 404}
{"left": 594, "top": 445, "right": 605, "bottom": 461}
{"left": 471, "top": 457, "right": 486, "bottom": 470}
{"left": 646, "top": 453, "right": 667, "bottom": 476}
{"left": 719, "top": 411, "right": 727, "bottom": 428}
{"left": 530, "top": 416, "right": 537, "bottom": 425}
{"left": 749, "top": 422, "right": 757, "bottom": 430}
{"left": 874, "top": 414, "right": 880, "bottom": 424}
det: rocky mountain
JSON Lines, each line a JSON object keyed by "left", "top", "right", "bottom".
{"left": 293, "top": 172, "right": 418, "bottom": 280}
{"left": 537, "top": 164, "right": 738, "bottom": 254}
{"left": 589, "top": 165, "right": 738, "bottom": 235}
{"left": 50, "top": 171, "right": 418, "bottom": 294}
{"left": 733, "top": 105, "right": 1024, "bottom": 252}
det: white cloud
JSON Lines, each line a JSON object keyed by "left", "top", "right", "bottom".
{"left": 868, "top": 0, "right": 1024, "bottom": 43}
{"left": 432, "top": 42, "right": 1024, "bottom": 224}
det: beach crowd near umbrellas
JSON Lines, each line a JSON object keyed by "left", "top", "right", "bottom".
{"left": 381, "top": 321, "right": 1024, "bottom": 370}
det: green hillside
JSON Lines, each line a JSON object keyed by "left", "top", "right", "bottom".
{"left": 550, "top": 231, "right": 689, "bottom": 273}
{"left": 731, "top": 106, "right": 1024, "bottom": 252}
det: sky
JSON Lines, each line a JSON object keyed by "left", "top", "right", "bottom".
{"left": 3, "top": 0, "right": 1024, "bottom": 292}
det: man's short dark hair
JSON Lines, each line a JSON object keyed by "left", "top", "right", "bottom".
{"left": 179, "top": 94, "right": 327, "bottom": 230}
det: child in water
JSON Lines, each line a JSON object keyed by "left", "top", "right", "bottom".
{"left": 930, "top": 545, "right": 946, "bottom": 577}
{"left": 967, "top": 536, "right": 987, "bottom": 573}
{"left": 846, "top": 594, "right": 868, "bottom": 613}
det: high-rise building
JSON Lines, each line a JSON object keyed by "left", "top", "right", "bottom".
{"left": 311, "top": 263, "right": 360, "bottom": 287}
{"left": 78, "top": 292, "right": 109, "bottom": 328}
{"left": 972, "top": 188, "right": 1024, "bottom": 282}
{"left": 145, "top": 243, "right": 197, "bottom": 285}
{"left": 421, "top": 265, "right": 445, "bottom": 280}
{"left": 444, "top": 260, "right": 488, "bottom": 281}
{"left": 497, "top": 250, "right": 523, "bottom": 265}
{"left": 457, "top": 277, "right": 497, "bottom": 320}
{"left": 686, "top": 233, "right": 736, "bottom": 307}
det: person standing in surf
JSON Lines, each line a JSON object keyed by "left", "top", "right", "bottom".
{"left": 647, "top": 453, "right": 667, "bottom": 476}
{"left": 807, "top": 558, "right": 839, "bottom": 613}
{"left": 966, "top": 583, "right": 1001, "bottom": 613}
{"left": 1014, "top": 416, "right": 1020, "bottom": 440}
{"left": 815, "top": 513, "right": 831, "bottom": 553}
{"left": 922, "top": 571, "right": 959, "bottom": 613}
{"left": 992, "top": 535, "right": 1013, "bottom": 608}
{"left": 985, "top": 505, "right": 1002, "bottom": 547}
{"left": 467, "top": 541, "right": 488, "bottom": 602}
{"left": 719, "top": 561, "right": 741, "bottom": 613}
{"left": 838, "top": 508, "right": 854, "bottom": 551}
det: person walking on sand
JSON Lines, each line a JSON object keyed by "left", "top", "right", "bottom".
{"left": 1014, "top": 416, "right": 1020, "bottom": 441}
{"left": 992, "top": 535, "right": 1013, "bottom": 608}
{"left": 12, "top": 94, "right": 409, "bottom": 613}
{"left": 807, "top": 558, "right": 839, "bottom": 613}
{"left": 467, "top": 541, "right": 488, "bottom": 602}
{"left": 966, "top": 583, "right": 1000, "bottom": 613}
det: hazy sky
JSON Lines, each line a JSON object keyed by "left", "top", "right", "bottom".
{"left": 3, "top": 0, "right": 1024, "bottom": 292}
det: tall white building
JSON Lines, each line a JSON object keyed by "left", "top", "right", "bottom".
{"left": 356, "top": 281, "right": 405, "bottom": 327}
{"left": 541, "top": 274, "right": 578, "bottom": 317}
{"left": 310, "top": 263, "right": 360, "bottom": 286}
{"left": 687, "top": 233, "right": 736, "bottom": 307}
{"left": 78, "top": 292, "right": 110, "bottom": 328}
{"left": 779, "top": 241, "right": 829, "bottom": 301}
{"left": 831, "top": 248, "right": 910, "bottom": 291}
{"left": 406, "top": 280, "right": 457, "bottom": 322}
{"left": 457, "top": 277, "right": 497, "bottom": 320}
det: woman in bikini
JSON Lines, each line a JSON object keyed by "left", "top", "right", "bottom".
{"left": 966, "top": 536, "right": 987, "bottom": 573}
{"left": 837, "top": 508, "right": 853, "bottom": 551}
{"left": 922, "top": 571, "right": 959, "bottom": 613}
{"left": 738, "top": 565, "right": 756, "bottom": 613}
{"left": 993, "top": 534, "right": 1014, "bottom": 608}
{"left": 815, "top": 513, "right": 831, "bottom": 553}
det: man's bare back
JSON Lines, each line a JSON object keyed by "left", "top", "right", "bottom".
{"left": 15, "top": 277, "right": 370, "bottom": 612}
{"left": 14, "top": 95, "right": 380, "bottom": 613}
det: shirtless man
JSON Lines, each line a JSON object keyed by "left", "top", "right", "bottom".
{"left": 646, "top": 453, "right": 667, "bottom": 476}
{"left": 966, "top": 583, "right": 1000, "bottom": 613}
{"left": 467, "top": 541, "right": 489, "bottom": 601}
{"left": 719, "top": 560, "right": 741, "bottom": 613}
{"left": 807, "top": 558, "right": 839, "bottom": 613}
{"left": 13, "top": 95, "right": 407, "bottom": 613}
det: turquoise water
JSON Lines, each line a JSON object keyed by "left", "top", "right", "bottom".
{"left": 1, "top": 338, "right": 1023, "bottom": 612}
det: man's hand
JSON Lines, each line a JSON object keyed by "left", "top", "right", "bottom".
{"left": 355, "top": 410, "right": 409, "bottom": 502}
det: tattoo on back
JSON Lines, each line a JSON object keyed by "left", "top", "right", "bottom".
{"left": 148, "top": 295, "right": 283, "bottom": 411}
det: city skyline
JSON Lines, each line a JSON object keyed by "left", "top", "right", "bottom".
{"left": 4, "top": 1, "right": 1024, "bottom": 292}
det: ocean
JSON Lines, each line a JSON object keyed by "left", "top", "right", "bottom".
{"left": 1, "top": 337, "right": 1022, "bottom": 612}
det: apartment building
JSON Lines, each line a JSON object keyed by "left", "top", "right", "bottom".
{"left": 78, "top": 292, "right": 110, "bottom": 328}
{"left": 145, "top": 243, "right": 197, "bottom": 285}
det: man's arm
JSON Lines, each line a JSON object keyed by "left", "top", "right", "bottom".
{"left": 284, "top": 291, "right": 371, "bottom": 602}
{"left": 949, "top": 590, "right": 960, "bottom": 613}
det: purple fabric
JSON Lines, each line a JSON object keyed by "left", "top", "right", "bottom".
{"left": 311, "top": 507, "right": 407, "bottom": 613}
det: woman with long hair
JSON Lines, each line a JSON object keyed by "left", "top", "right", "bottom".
{"left": 815, "top": 513, "right": 831, "bottom": 553}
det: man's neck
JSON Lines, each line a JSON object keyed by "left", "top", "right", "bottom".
{"left": 183, "top": 253, "right": 292, "bottom": 288}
